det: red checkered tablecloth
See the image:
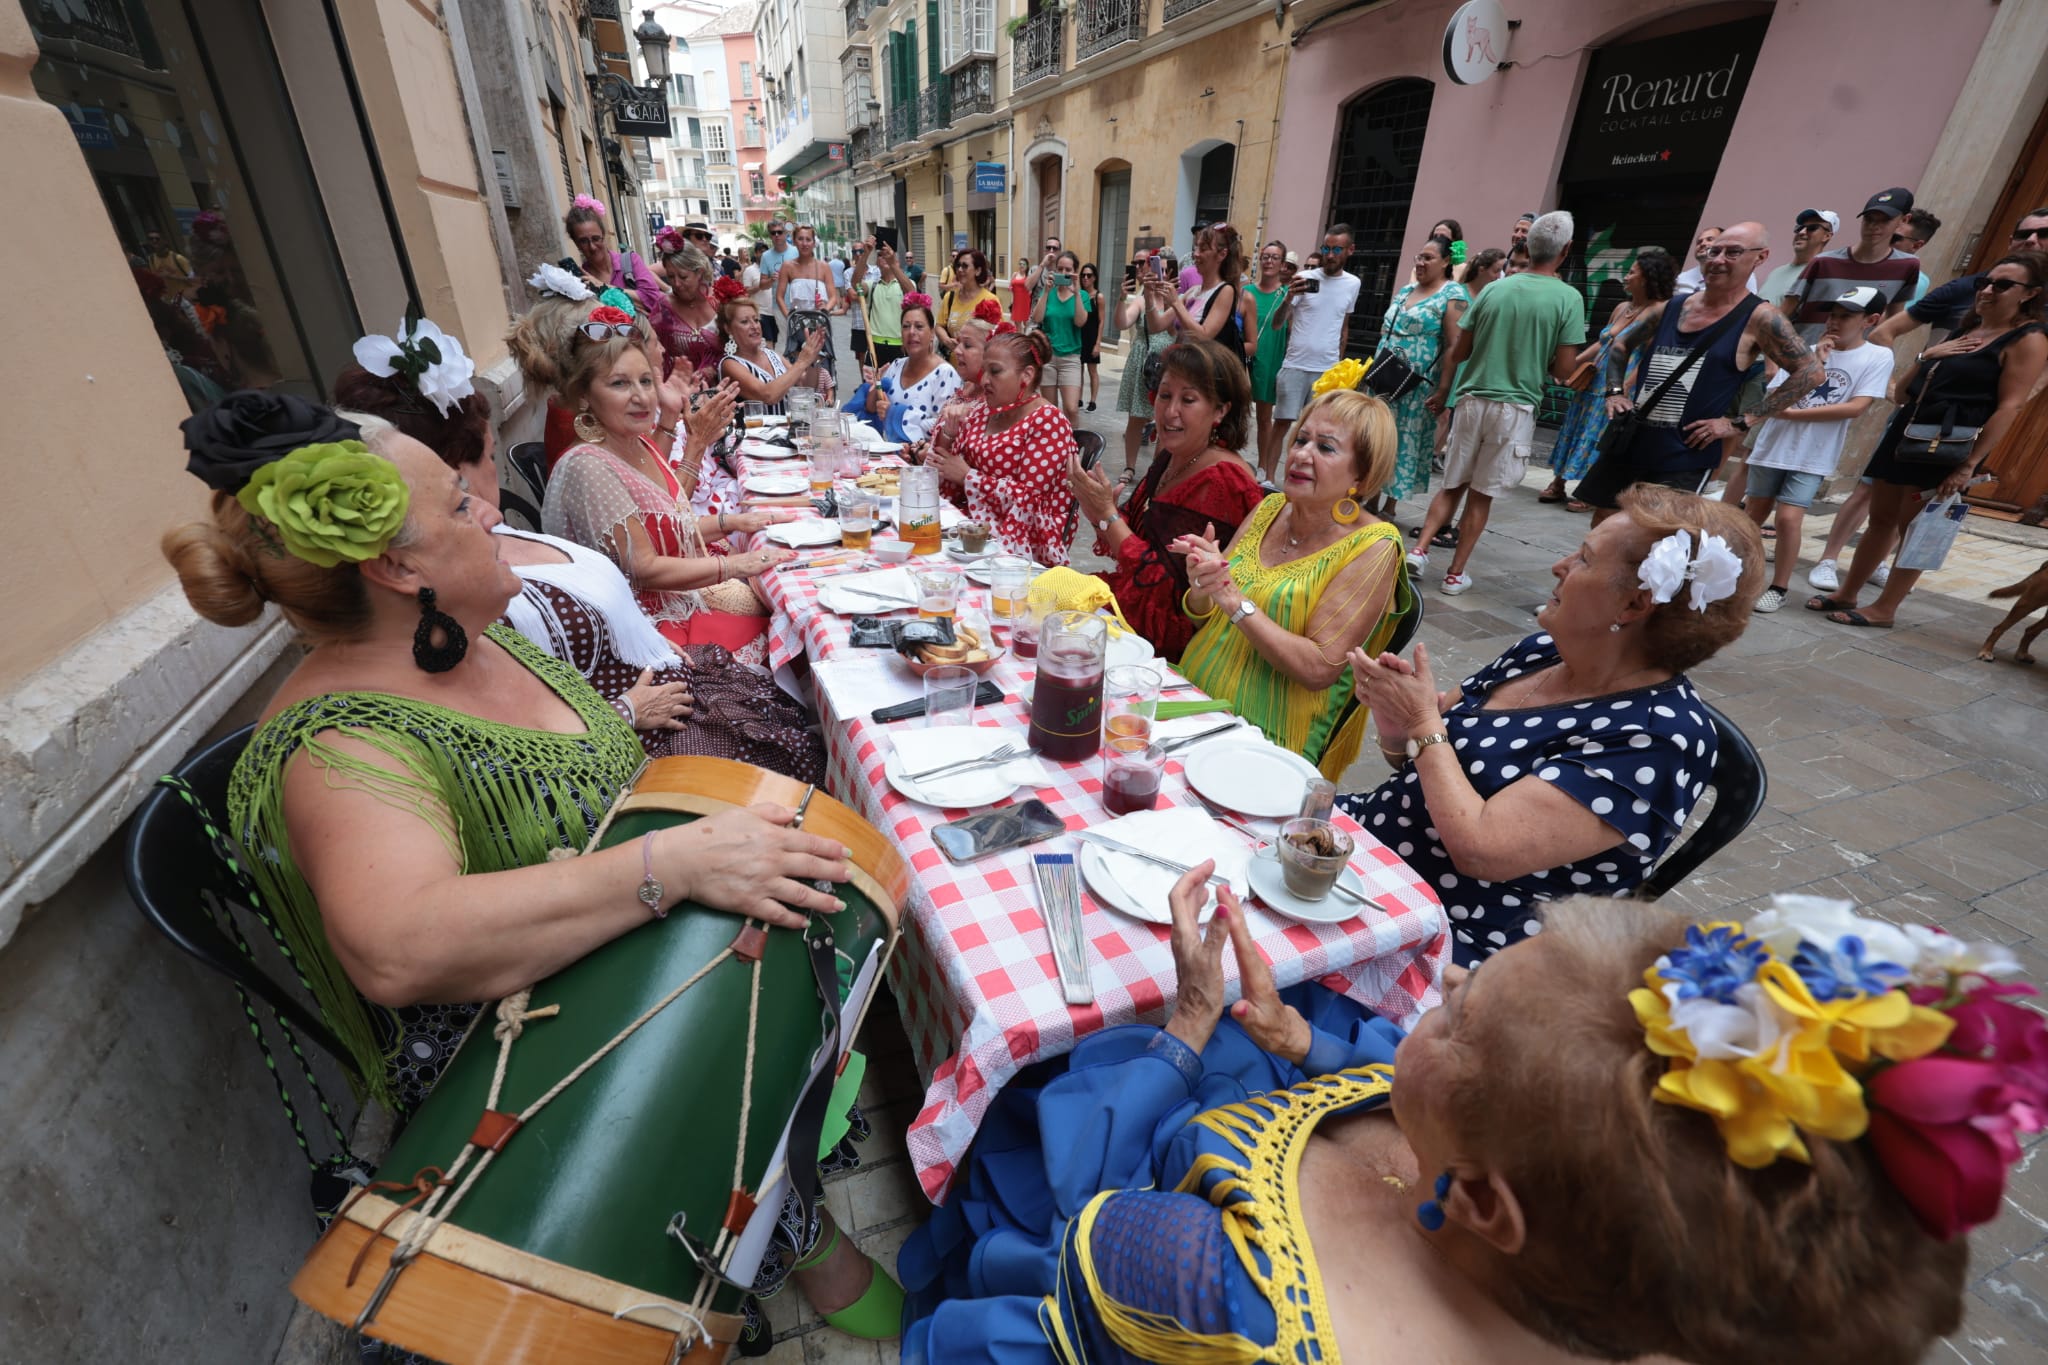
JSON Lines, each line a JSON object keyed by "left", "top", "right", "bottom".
{"left": 733, "top": 449, "right": 1446, "bottom": 1201}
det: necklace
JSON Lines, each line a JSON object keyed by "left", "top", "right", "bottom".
{"left": 1525, "top": 665, "right": 1566, "bottom": 708}
{"left": 988, "top": 392, "right": 1037, "bottom": 417}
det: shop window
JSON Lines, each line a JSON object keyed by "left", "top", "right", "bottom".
{"left": 1328, "top": 78, "right": 1433, "bottom": 357}
{"left": 24, "top": 0, "right": 366, "bottom": 408}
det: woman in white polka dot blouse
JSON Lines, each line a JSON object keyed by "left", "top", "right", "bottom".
{"left": 1338, "top": 485, "right": 1766, "bottom": 966}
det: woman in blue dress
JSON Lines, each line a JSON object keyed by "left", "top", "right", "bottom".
{"left": 898, "top": 869, "right": 1971, "bottom": 1364}
{"left": 1539, "top": 248, "right": 1677, "bottom": 509}
{"left": 1375, "top": 236, "right": 1468, "bottom": 518}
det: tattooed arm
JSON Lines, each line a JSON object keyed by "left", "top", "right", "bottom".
{"left": 1680, "top": 304, "right": 1824, "bottom": 448}
{"left": 1603, "top": 301, "right": 1666, "bottom": 418}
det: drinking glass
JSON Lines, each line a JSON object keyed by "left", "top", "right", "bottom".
{"left": 924, "top": 665, "right": 978, "bottom": 728}
{"left": 1274, "top": 817, "right": 1355, "bottom": 901}
{"left": 1298, "top": 778, "right": 1337, "bottom": 823}
{"left": 1104, "top": 664, "right": 1161, "bottom": 743}
{"left": 836, "top": 487, "right": 876, "bottom": 551}
{"left": 744, "top": 400, "right": 768, "bottom": 430}
{"left": 914, "top": 564, "right": 963, "bottom": 621}
{"left": 1009, "top": 579, "right": 1061, "bottom": 659}
{"left": 1101, "top": 737, "right": 1165, "bottom": 816}
{"left": 985, "top": 557, "right": 1033, "bottom": 623}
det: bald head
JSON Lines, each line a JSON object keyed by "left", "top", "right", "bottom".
{"left": 1720, "top": 221, "right": 1769, "bottom": 251}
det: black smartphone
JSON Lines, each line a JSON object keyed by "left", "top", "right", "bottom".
{"left": 871, "top": 679, "right": 1004, "bottom": 724}
{"left": 933, "top": 800, "right": 1066, "bottom": 864}
{"left": 558, "top": 256, "right": 580, "bottom": 273}
{"left": 874, "top": 225, "right": 899, "bottom": 253}
{"left": 1301, "top": 277, "right": 1320, "bottom": 294}
{"left": 1123, "top": 263, "right": 1139, "bottom": 285}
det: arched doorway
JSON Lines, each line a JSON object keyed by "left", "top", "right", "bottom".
{"left": 1327, "top": 79, "right": 1433, "bottom": 356}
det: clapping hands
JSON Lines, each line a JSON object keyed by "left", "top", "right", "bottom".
{"left": 1170, "top": 522, "right": 1240, "bottom": 614}
{"left": 1162, "top": 863, "right": 1311, "bottom": 1061}
{"left": 1347, "top": 642, "right": 1447, "bottom": 748}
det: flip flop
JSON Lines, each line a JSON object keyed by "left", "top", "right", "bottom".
{"left": 1826, "top": 609, "right": 1894, "bottom": 629}
{"left": 1805, "top": 595, "right": 1855, "bottom": 613}
{"left": 1565, "top": 499, "right": 1591, "bottom": 513}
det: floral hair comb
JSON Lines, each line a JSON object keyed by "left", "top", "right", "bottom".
{"left": 1638, "top": 528, "right": 1742, "bottom": 612}
{"left": 351, "top": 307, "right": 476, "bottom": 417}
{"left": 1632, "top": 895, "right": 2040, "bottom": 1239}
{"left": 528, "top": 262, "right": 592, "bottom": 302}
{"left": 904, "top": 291, "right": 935, "bottom": 312}
{"left": 572, "top": 193, "right": 607, "bottom": 218}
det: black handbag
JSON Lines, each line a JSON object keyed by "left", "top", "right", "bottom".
{"left": 1896, "top": 363, "right": 1979, "bottom": 468}
{"left": 1593, "top": 295, "right": 1759, "bottom": 463}
{"left": 1361, "top": 349, "right": 1426, "bottom": 402}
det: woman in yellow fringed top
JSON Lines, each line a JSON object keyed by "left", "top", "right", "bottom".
{"left": 1173, "top": 385, "right": 1415, "bottom": 778}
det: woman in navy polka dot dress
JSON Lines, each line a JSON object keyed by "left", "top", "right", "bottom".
{"left": 1338, "top": 486, "right": 1765, "bottom": 966}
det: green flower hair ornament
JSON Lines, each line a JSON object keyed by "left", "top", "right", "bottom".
{"left": 597, "top": 286, "right": 639, "bottom": 320}
{"left": 234, "top": 441, "right": 411, "bottom": 568}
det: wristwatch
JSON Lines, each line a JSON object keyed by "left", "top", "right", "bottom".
{"left": 1731, "top": 413, "right": 1752, "bottom": 433}
{"left": 1232, "top": 599, "right": 1258, "bottom": 625}
{"left": 1604, "top": 385, "right": 1627, "bottom": 397}
{"left": 1405, "top": 731, "right": 1450, "bottom": 760}
{"left": 1094, "top": 515, "right": 1115, "bottom": 533}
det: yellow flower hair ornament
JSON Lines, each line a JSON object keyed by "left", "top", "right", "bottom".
{"left": 235, "top": 441, "right": 411, "bottom": 568}
{"left": 1311, "top": 357, "right": 1368, "bottom": 396}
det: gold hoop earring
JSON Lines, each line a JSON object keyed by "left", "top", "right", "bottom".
{"left": 574, "top": 409, "right": 604, "bottom": 444}
{"left": 1332, "top": 484, "right": 1362, "bottom": 524}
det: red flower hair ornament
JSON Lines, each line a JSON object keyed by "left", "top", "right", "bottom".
{"left": 712, "top": 276, "right": 748, "bottom": 304}
{"left": 973, "top": 297, "right": 1004, "bottom": 325}
{"left": 588, "top": 305, "right": 634, "bottom": 327}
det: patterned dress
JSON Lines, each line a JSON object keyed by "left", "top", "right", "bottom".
{"left": 1116, "top": 322, "right": 1164, "bottom": 421}
{"left": 955, "top": 399, "right": 1078, "bottom": 565}
{"left": 656, "top": 302, "right": 724, "bottom": 379}
{"left": 1377, "top": 280, "right": 1469, "bottom": 501}
{"left": 1549, "top": 308, "right": 1641, "bottom": 482}
{"left": 1094, "top": 453, "right": 1265, "bottom": 662}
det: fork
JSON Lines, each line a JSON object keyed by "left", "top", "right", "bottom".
{"left": 903, "top": 743, "right": 1022, "bottom": 783}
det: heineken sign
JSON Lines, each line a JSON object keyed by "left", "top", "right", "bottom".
{"left": 1561, "top": 17, "right": 1768, "bottom": 183}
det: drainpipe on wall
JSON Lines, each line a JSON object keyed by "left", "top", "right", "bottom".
{"left": 1008, "top": 116, "right": 1017, "bottom": 274}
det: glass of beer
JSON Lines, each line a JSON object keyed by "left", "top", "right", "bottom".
{"left": 984, "top": 556, "right": 1034, "bottom": 623}
{"left": 837, "top": 487, "right": 876, "bottom": 551}
{"left": 899, "top": 465, "right": 944, "bottom": 556}
{"left": 744, "top": 401, "right": 768, "bottom": 430}
{"left": 1104, "top": 664, "right": 1161, "bottom": 743}
{"left": 915, "top": 564, "right": 962, "bottom": 621}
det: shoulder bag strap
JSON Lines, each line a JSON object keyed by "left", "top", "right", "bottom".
{"left": 1633, "top": 293, "right": 1760, "bottom": 414}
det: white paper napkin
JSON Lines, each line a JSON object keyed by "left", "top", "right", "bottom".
{"left": 809, "top": 655, "right": 925, "bottom": 718}
{"left": 817, "top": 567, "right": 919, "bottom": 614}
{"left": 766, "top": 520, "right": 841, "bottom": 548}
{"left": 1090, "top": 806, "right": 1251, "bottom": 907}
{"left": 891, "top": 728, "right": 1048, "bottom": 805}
{"left": 739, "top": 438, "right": 800, "bottom": 458}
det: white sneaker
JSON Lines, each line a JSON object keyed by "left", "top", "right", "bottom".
{"left": 1441, "top": 571, "right": 1475, "bottom": 596}
{"left": 1405, "top": 550, "right": 1430, "bottom": 574}
{"left": 1870, "top": 561, "right": 1891, "bottom": 588}
{"left": 1807, "top": 559, "right": 1840, "bottom": 592}
{"left": 1756, "top": 585, "right": 1787, "bottom": 613}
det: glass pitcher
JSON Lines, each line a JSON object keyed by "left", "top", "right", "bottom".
{"left": 1027, "top": 610, "right": 1108, "bottom": 762}
{"left": 899, "top": 464, "right": 943, "bottom": 557}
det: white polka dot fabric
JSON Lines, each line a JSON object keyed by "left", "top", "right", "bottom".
{"left": 1338, "top": 632, "right": 1718, "bottom": 967}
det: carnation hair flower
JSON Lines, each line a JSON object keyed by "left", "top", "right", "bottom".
{"left": 588, "top": 305, "right": 635, "bottom": 327}
{"left": 1312, "top": 358, "right": 1368, "bottom": 396}
{"left": 1685, "top": 533, "right": 1742, "bottom": 612}
{"left": 234, "top": 441, "right": 411, "bottom": 568}
{"left": 1637, "top": 529, "right": 1744, "bottom": 612}
{"left": 973, "top": 297, "right": 1003, "bottom": 325}
{"left": 597, "top": 287, "right": 638, "bottom": 320}
{"left": 1636, "top": 529, "right": 1692, "bottom": 604}
{"left": 904, "top": 291, "right": 935, "bottom": 312}
{"left": 654, "top": 225, "right": 686, "bottom": 254}
{"left": 572, "top": 193, "right": 607, "bottom": 218}
{"left": 528, "top": 262, "right": 593, "bottom": 301}
{"left": 712, "top": 275, "right": 747, "bottom": 304}
{"left": 351, "top": 314, "right": 476, "bottom": 417}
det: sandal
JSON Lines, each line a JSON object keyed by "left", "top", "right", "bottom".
{"left": 1565, "top": 499, "right": 1591, "bottom": 514}
{"left": 1805, "top": 595, "right": 1855, "bottom": 613}
{"left": 1431, "top": 527, "right": 1461, "bottom": 550}
{"left": 1826, "top": 609, "right": 1894, "bottom": 629}
{"left": 1537, "top": 481, "right": 1567, "bottom": 504}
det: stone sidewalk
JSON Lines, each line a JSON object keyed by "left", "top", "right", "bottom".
{"left": 770, "top": 346, "right": 2048, "bottom": 1364}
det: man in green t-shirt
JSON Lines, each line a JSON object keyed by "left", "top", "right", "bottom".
{"left": 1410, "top": 210, "right": 1586, "bottom": 595}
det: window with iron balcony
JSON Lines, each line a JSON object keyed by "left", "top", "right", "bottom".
{"left": 941, "top": 0, "right": 994, "bottom": 71}
{"left": 1011, "top": 8, "right": 1062, "bottom": 88}
{"left": 1077, "top": 0, "right": 1144, "bottom": 59}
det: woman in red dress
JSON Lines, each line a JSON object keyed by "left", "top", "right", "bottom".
{"left": 929, "top": 329, "right": 1076, "bottom": 565}
{"left": 1069, "top": 337, "right": 1265, "bottom": 660}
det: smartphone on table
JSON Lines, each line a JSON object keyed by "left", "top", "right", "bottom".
{"left": 933, "top": 800, "right": 1067, "bottom": 864}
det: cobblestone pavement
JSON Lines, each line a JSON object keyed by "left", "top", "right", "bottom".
{"left": 774, "top": 342, "right": 2048, "bottom": 1364}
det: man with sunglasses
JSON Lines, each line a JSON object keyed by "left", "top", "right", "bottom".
{"left": 1873, "top": 206, "right": 2048, "bottom": 343}
{"left": 1760, "top": 209, "right": 1836, "bottom": 312}
{"left": 1784, "top": 188, "right": 1921, "bottom": 342}
{"left": 756, "top": 221, "right": 795, "bottom": 344}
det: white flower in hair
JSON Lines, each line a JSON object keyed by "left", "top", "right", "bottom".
{"left": 352, "top": 315, "right": 477, "bottom": 417}
{"left": 1637, "top": 530, "right": 1692, "bottom": 605}
{"left": 528, "top": 261, "right": 593, "bottom": 301}
{"left": 1685, "top": 534, "right": 1742, "bottom": 613}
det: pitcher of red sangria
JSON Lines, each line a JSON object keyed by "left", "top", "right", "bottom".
{"left": 1027, "top": 610, "right": 1107, "bottom": 762}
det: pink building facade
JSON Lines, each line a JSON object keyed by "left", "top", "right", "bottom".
{"left": 1270, "top": 0, "right": 1999, "bottom": 351}
{"left": 720, "top": 27, "right": 776, "bottom": 227}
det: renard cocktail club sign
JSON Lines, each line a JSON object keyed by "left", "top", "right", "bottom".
{"left": 1561, "top": 16, "right": 1769, "bottom": 183}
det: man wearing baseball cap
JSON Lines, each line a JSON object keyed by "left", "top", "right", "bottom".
{"left": 1784, "top": 188, "right": 1921, "bottom": 341}
{"left": 1761, "top": 209, "right": 1836, "bottom": 311}
{"left": 1875, "top": 204, "right": 2048, "bottom": 342}
{"left": 1741, "top": 285, "right": 1894, "bottom": 613}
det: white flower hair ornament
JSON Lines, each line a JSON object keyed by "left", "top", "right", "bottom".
{"left": 528, "top": 261, "right": 593, "bottom": 302}
{"left": 1638, "top": 529, "right": 1743, "bottom": 613}
{"left": 351, "top": 309, "right": 477, "bottom": 418}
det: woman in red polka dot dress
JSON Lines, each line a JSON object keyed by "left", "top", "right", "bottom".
{"left": 929, "top": 329, "right": 1077, "bottom": 565}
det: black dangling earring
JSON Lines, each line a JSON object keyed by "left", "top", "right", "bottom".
{"left": 413, "top": 587, "right": 468, "bottom": 673}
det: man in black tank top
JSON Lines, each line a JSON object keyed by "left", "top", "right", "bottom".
{"left": 1578, "top": 222, "right": 1826, "bottom": 523}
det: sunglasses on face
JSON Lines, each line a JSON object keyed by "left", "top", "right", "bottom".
{"left": 576, "top": 321, "right": 637, "bottom": 340}
{"left": 2018, "top": 228, "right": 2048, "bottom": 242}
{"left": 1983, "top": 278, "right": 2029, "bottom": 294}
{"left": 1793, "top": 224, "right": 1823, "bottom": 234}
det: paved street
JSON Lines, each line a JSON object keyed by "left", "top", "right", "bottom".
{"left": 764, "top": 342, "right": 2048, "bottom": 1364}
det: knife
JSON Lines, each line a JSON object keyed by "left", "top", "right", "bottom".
{"left": 1072, "top": 830, "right": 1230, "bottom": 887}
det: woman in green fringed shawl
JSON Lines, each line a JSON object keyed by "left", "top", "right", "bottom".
{"left": 163, "top": 390, "right": 899, "bottom": 1344}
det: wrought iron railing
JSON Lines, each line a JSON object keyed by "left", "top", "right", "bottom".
{"left": 918, "top": 76, "right": 952, "bottom": 135}
{"left": 952, "top": 58, "right": 996, "bottom": 117}
{"left": 848, "top": 126, "right": 875, "bottom": 166}
{"left": 844, "top": 0, "right": 878, "bottom": 33}
{"left": 887, "top": 99, "right": 920, "bottom": 146}
{"left": 1163, "top": 0, "right": 1215, "bottom": 20}
{"left": 1078, "top": 0, "right": 1144, "bottom": 58}
{"left": 1012, "top": 9, "right": 1063, "bottom": 88}
{"left": 584, "top": 0, "right": 621, "bottom": 21}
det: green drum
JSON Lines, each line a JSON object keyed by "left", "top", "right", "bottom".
{"left": 293, "top": 757, "right": 906, "bottom": 1365}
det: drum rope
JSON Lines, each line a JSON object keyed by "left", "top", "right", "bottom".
{"left": 684, "top": 951, "right": 767, "bottom": 1325}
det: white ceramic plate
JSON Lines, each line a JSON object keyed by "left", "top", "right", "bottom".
{"left": 1079, "top": 843, "right": 1220, "bottom": 926}
{"left": 883, "top": 750, "right": 1024, "bottom": 809}
{"left": 765, "top": 520, "right": 841, "bottom": 548}
{"left": 744, "top": 473, "right": 809, "bottom": 495}
{"left": 1181, "top": 740, "right": 1322, "bottom": 819}
{"left": 1248, "top": 851, "right": 1369, "bottom": 925}
{"left": 741, "top": 442, "right": 802, "bottom": 461}
{"left": 1106, "top": 632, "right": 1158, "bottom": 670}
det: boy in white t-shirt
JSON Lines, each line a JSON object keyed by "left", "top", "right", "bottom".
{"left": 1744, "top": 285, "right": 1894, "bottom": 612}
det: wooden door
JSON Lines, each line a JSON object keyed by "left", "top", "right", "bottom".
{"left": 1036, "top": 156, "right": 1062, "bottom": 254}
{"left": 1965, "top": 95, "right": 2048, "bottom": 521}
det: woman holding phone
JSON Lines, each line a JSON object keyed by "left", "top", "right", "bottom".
{"left": 1031, "top": 249, "right": 1091, "bottom": 423}
{"left": 1115, "top": 253, "right": 1174, "bottom": 473}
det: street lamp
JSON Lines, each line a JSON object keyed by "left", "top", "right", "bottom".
{"left": 585, "top": 11, "right": 674, "bottom": 249}
{"left": 634, "top": 10, "right": 671, "bottom": 82}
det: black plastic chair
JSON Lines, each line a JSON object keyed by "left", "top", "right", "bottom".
{"left": 1063, "top": 430, "right": 1109, "bottom": 548}
{"left": 1386, "top": 568, "right": 1423, "bottom": 656}
{"left": 1634, "top": 701, "right": 1769, "bottom": 901}
{"left": 122, "top": 724, "right": 351, "bottom": 1068}
{"left": 506, "top": 439, "right": 549, "bottom": 498}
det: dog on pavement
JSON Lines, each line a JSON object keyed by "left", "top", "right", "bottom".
{"left": 1978, "top": 560, "right": 2048, "bottom": 663}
